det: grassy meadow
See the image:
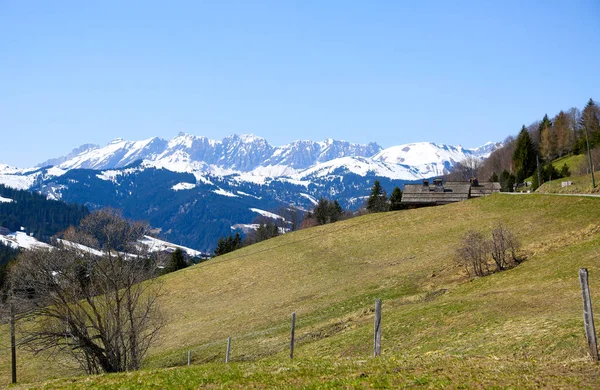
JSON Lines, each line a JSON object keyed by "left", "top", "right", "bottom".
{"left": 3, "top": 193, "right": 600, "bottom": 388}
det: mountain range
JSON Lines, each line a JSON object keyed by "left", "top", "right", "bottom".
{"left": 0, "top": 134, "right": 500, "bottom": 250}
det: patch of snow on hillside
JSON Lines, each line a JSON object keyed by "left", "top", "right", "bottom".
{"left": 213, "top": 188, "right": 239, "bottom": 197}
{"left": 96, "top": 168, "right": 138, "bottom": 182}
{"left": 139, "top": 235, "right": 205, "bottom": 257}
{"left": 250, "top": 164, "right": 297, "bottom": 177}
{"left": 250, "top": 208, "right": 284, "bottom": 220}
{"left": 46, "top": 167, "right": 67, "bottom": 177}
{"left": 0, "top": 195, "right": 13, "bottom": 203}
{"left": 2, "top": 232, "right": 53, "bottom": 250}
{"left": 172, "top": 182, "right": 196, "bottom": 191}
{"left": 236, "top": 191, "right": 261, "bottom": 199}
{"left": 0, "top": 173, "right": 37, "bottom": 190}
{"left": 56, "top": 239, "right": 105, "bottom": 257}
{"left": 299, "top": 193, "right": 318, "bottom": 205}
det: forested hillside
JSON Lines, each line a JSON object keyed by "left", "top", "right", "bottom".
{"left": 450, "top": 98, "right": 600, "bottom": 192}
{"left": 0, "top": 184, "right": 89, "bottom": 240}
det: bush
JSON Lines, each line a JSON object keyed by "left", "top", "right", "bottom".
{"left": 455, "top": 223, "right": 521, "bottom": 277}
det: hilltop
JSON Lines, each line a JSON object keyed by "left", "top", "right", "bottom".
{"left": 3, "top": 193, "right": 600, "bottom": 388}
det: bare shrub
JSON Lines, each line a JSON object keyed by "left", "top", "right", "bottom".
{"left": 455, "top": 230, "right": 491, "bottom": 277}
{"left": 490, "top": 223, "right": 521, "bottom": 270}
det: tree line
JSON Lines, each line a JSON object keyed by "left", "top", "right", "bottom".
{"left": 0, "top": 184, "right": 89, "bottom": 240}
{"left": 473, "top": 98, "right": 600, "bottom": 191}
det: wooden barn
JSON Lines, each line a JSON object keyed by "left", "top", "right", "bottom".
{"left": 401, "top": 178, "right": 500, "bottom": 208}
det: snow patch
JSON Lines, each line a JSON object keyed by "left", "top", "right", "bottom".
{"left": 138, "top": 235, "right": 205, "bottom": 258}
{"left": 0, "top": 195, "right": 13, "bottom": 203}
{"left": 249, "top": 208, "right": 284, "bottom": 220}
{"left": 172, "top": 182, "right": 196, "bottom": 191}
{"left": 0, "top": 232, "right": 53, "bottom": 250}
{"left": 213, "top": 188, "right": 239, "bottom": 197}
{"left": 299, "top": 193, "right": 318, "bottom": 205}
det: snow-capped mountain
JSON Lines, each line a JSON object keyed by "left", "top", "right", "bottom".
{"left": 38, "top": 133, "right": 496, "bottom": 181}
{"left": 0, "top": 134, "right": 500, "bottom": 250}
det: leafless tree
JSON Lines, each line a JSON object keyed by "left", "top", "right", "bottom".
{"left": 478, "top": 136, "right": 516, "bottom": 182}
{"left": 8, "top": 209, "right": 164, "bottom": 374}
{"left": 490, "top": 222, "right": 521, "bottom": 271}
{"left": 446, "top": 155, "right": 482, "bottom": 181}
{"left": 578, "top": 147, "right": 600, "bottom": 175}
{"left": 455, "top": 230, "right": 491, "bottom": 277}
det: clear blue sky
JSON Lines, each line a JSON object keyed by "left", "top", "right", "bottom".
{"left": 1, "top": 0, "right": 599, "bottom": 167}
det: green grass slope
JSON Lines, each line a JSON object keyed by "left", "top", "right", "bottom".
{"left": 4, "top": 193, "right": 600, "bottom": 388}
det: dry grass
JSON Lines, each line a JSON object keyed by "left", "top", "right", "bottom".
{"left": 2, "top": 193, "right": 600, "bottom": 387}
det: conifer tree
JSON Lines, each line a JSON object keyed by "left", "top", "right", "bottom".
{"left": 539, "top": 114, "right": 556, "bottom": 161}
{"left": 580, "top": 98, "right": 600, "bottom": 148}
{"left": 163, "top": 248, "right": 187, "bottom": 274}
{"left": 499, "top": 170, "right": 515, "bottom": 192}
{"left": 512, "top": 126, "right": 537, "bottom": 183}
{"left": 389, "top": 186, "right": 403, "bottom": 211}
{"left": 366, "top": 180, "right": 389, "bottom": 213}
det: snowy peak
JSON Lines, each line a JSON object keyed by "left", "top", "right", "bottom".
{"left": 40, "top": 134, "right": 385, "bottom": 173}
{"left": 468, "top": 141, "right": 503, "bottom": 158}
{"left": 29, "top": 134, "right": 499, "bottom": 184}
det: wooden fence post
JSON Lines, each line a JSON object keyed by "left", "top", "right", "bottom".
{"left": 10, "top": 299, "right": 17, "bottom": 384}
{"left": 290, "top": 312, "right": 296, "bottom": 359}
{"left": 579, "top": 268, "right": 599, "bottom": 361}
{"left": 226, "top": 337, "right": 231, "bottom": 363}
{"left": 374, "top": 299, "right": 382, "bottom": 357}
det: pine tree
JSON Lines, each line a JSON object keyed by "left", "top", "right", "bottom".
{"left": 163, "top": 248, "right": 187, "bottom": 274}
{"left": 389, "top": 186, "right": 403, "bottom": 211}
{"left": 313, "top": 198, "right": 344, "bottom": 225}
{"left": 499, "top": 170, "right": 515, "bottom": 192}
{"left": 366, "top": 180, "right": 389, "bottom": 213}
{"left": 580, "top": 98, "right": 600, "bottom": 148}
{"left": 490, "top": 172, "right": 499, "bottom": 182}
{"left": 512, "top": 126, "right": 537, "bottom": 183}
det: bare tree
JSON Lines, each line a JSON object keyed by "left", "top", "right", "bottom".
{"left": 478, "top": 136, "right": 516, "bottom": 182}
{"left": 578, "top": 147, "right": 600, "bottom": 175}
{"left": 490, "top": 222, "right": 521, "bottom": 271}
{"left": 446, "top": 155, "right": 482, "bottom": 181}
{"left": 455, "top": 231, "right": 491, "bottom": 277}
{"left": 8, "top": 210, "right": 164, "bottom": 374}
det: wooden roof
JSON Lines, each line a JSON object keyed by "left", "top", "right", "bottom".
{"left": 470, "top": 182, "right": 501, "bottom": 198}
{"left": 401, "top": 180, "right": 499, "bottom": 206}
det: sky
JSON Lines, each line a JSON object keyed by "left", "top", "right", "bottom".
{"left": 1, "top": 0, "right": 599, "bottom": 167}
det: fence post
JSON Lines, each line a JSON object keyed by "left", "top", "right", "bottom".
{"left": 187, "top": 350, "right": 191, "bottom": 366}
{"left": 290, "top": 312, "right": 296, "bottom": 359}
{"left": 226, "top": 337, "right": 231, "bottom": 363}
{"left": 579, "top": 268, "right": 599, "bottom": 361}
{"left": 374, "top": 299, "right": 382, "bottom": 357}
{"left": 10, "top": 299, "right": 16, "bottom": 384}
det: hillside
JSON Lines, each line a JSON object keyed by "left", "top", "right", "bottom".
{"left": 3, "top": 193, "right": 600, "bottom": 388}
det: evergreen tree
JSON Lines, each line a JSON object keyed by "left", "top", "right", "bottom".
{"left": 499, "top": 170, "right": 515, "bottom": 192}
{"left": 366, "top": 180, "right": 389, "bottom": 213}
{"left": 313, "top": 198, "right": 344, "bottom": 225}
{"left": 214, "top": 233, "right": 243, "bottom": 256}
{"left": 389, "top": 186, "right": 403, "bottom": 211}
{"left": 490, "top": 172, "right": 499, "bottom": 182}
{"left": 580, "top": 98, "right": 600, "bottom": 149}
{"left": 560, "top": 163, "right": 571, "bottom": 178}
{"left": 162, "top": 248, "right": 188, "bottom": 274}
{"left": 512, "top": 126, "right": 537, "bottom": 183}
